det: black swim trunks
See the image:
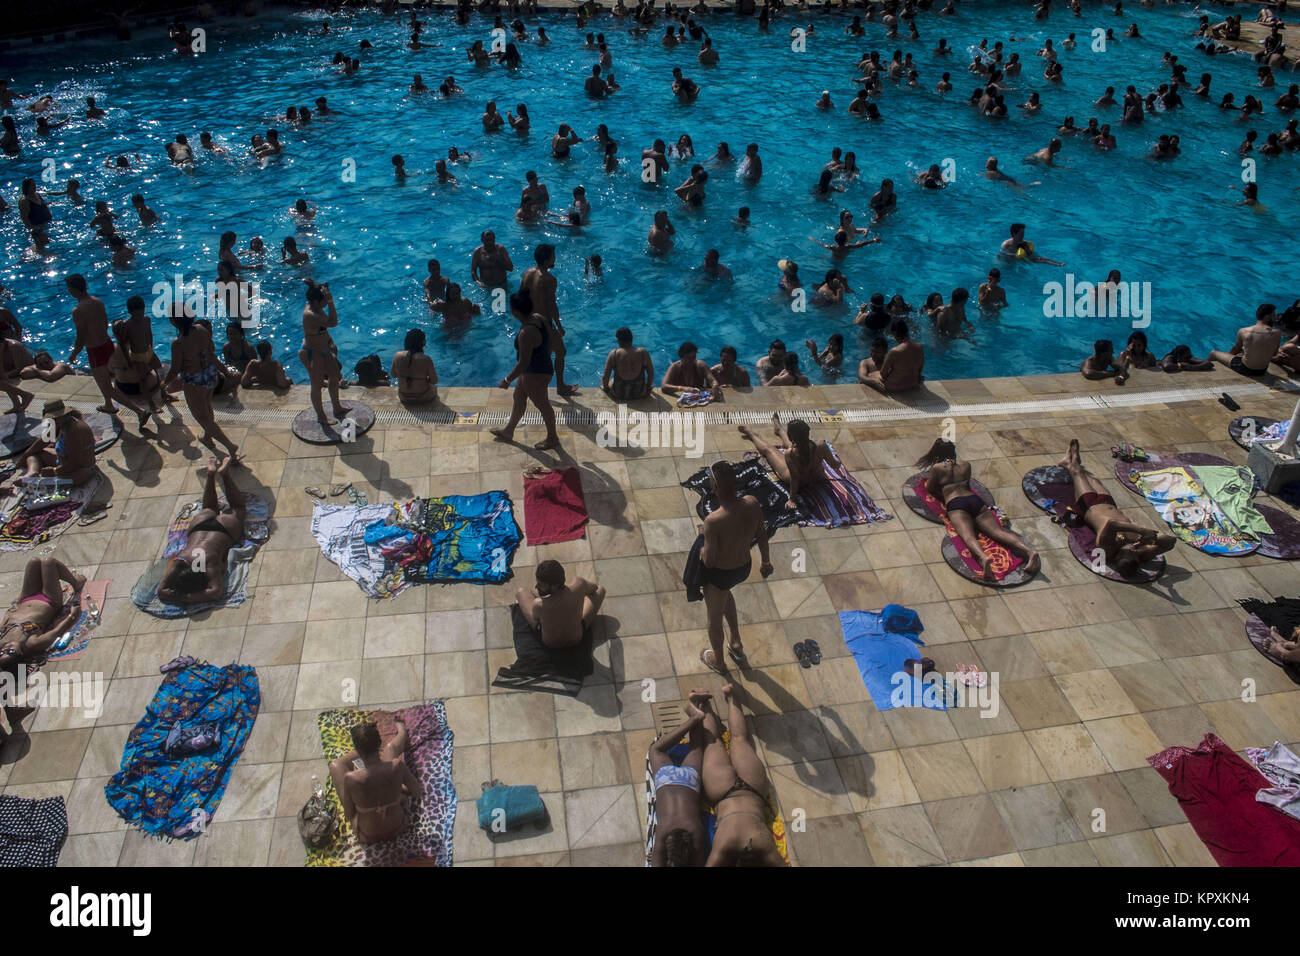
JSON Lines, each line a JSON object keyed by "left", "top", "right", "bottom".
{"left": 1230, "top": 355, "right": 1269, "bottom": 377}
{"left": 702, "top": 560, "right": 751, "bottom": 591}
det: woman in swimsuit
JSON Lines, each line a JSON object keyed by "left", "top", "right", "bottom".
{"left": 108, "top": 320, "right": 163, "bottom": 414}
{"left": 328, "top": 719, "right": 423, "bottom": 844}
{"left": 390, "top": 328, "right": 438, "bottom": 405}
{"left": 158, "top": 456, "right": 246, "bottom": 606}
{"left": 698, "top": 685, "right": 785, "bottom": 867}
{"left": 648, "top": 690, "right": 712, "bottom": 867}
{"left": 18, "top": 179, "right": 52, "bottom": 234}
{"left": 162, "top": 313, "right": 240, "bottom": 460}
{"left": 0, "top": 557, "right": 85, "bottom": 742}
{"left": 738, "top": 415, "right": 838, "bottom": 510}
{"left": 15, "top": 399, "right": 96, "bottom": 487}
{"left": 919, "top": 438, "right": 1040, "bottom": 580}
{"left": 490, "top": 289, "right": 560, "bottom": 450}
{"left": 299, "top": 281, "right": 349, "bottom": 427}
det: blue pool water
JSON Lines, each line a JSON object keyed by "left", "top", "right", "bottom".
{"left": 1, "top": 2, "right": 1296, "bottom": 386}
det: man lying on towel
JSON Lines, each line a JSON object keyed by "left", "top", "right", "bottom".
{"left": 1061, "top": 438, "right": 1175, "bottom": 576}
{"left": 0, "top": 556, "right": 86, "bottom": 743}
{"left": 515, "top": 559, "right": 606, "bottom": 648}
{"left": 158, "top": 456, "right": 247, "bottom": 606}
{"left": 920, "top": 438, "right": 1040, "bottom": 580}
{"left": 327, "top": 719, "right": 423, "bottom": 844}
{"left": 12, "top": 399, "right": 97, "bottom": 488}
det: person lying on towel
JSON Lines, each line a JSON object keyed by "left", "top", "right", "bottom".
{"left": 650, "top": 689, "right": 712, "bottom": 867}
{"left": 0, "top": 557, "right": 86, "bottom": 743}
{"left": 1265, "top": 627, "right": 1300, "bottom": 664}
{"left": 328, "top": 719, "right": 423, "bottom": 843}
{"left": 515, "top": 559, "right": 606, "bottom": 648}
{"left": 699, "top": 684, "right": 785, "bottom": 867}
{"left": 1061, "top": 438, "right": 1175, "bottom": 575}
{"left": 919, "top": 437, "right": 1040, "bottom": 580}
{"left": 12, "top": 399, "right": 97, "bottom": 488}
{"left": 158, "top": 456, "right": 247, "bottom": 606}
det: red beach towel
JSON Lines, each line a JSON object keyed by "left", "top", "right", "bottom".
{"left": 909, "top": 476, "right": 1023, "bottom": 580}
{"left": 523, "top": 467, "right": 588, "bottom": 545}
{"left": 1149, "top": 733, "right": 1300, "bottom": 867}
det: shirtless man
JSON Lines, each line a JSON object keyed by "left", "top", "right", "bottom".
{"left": 65, "top": 274, "right": 149, "bottom": 424}
{"left": 470, "top": 230, "right": 515, "bottom": 292}
{"left": 698, "top": 461, "right": 772, "bottom": 673}
{"left": 518, "top": 243, "right": 575, "bottom": 396}
{"left": 515, "top": 560, "right": 605, "bottom": 648}
{"left": 662, "top": 342, "right": 717, "bottom": 396}
{"left": 642, "top": 139, "right": 671, "bottom": 183}
{"left": 601, "top": 326, "right": 653, "bottom": 400}
{"left": 861, "top": 320, "right": 924, "bottom": 393}
{"left": 1060, "top": 438, "right": 1175, "bottom": 576}
{"left": 920, "top": 438, "right": 1041, "bottom": 580}
{"left": 999, "top": 222, "right": 1064, "bottom": 266}
{"left": 712, "top": 346, "right": 751, "bottom": 388}
{"left": 1081, "top": 339, "right": 1129, "bottom": 384}
{"left": 978, "top": 268, "right": 1008, "bottom": 313}
{"left": 327, "top": 719, "right": 423, "bottom": 844}
{"left": 423, "top": 259, "right": 452, "bottom": 305}
{"left": 698, "top": 684, "right": 785, "bottom": 867}
{"left": 584, "top": 64, "right": 609, "bottom": 97}
{"left": 1209, "top": 304, "right": 1282, "bottom": 377}
{"left": 755, "top": 340, "right": 787, "bottom": 385}
{"left": 157, "top": 456, "right": 247, "bottom": 606}
{"left": 648, "top": 210, "right": 676, "bottom": 253}
{"left": 648, "top": 691, "right": 712, "bottom": 866}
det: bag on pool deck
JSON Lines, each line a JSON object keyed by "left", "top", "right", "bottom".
{"left": 353, "top": 354, "right": 388, "bottom": 388}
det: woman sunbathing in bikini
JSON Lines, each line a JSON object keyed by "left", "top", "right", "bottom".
{"left": 157, "top": 457, "right": 246, "bottom": 606}
{"left": 648, "top": 690, "right": 712, "bottom": 867}
{"left": 0, "top": 557, "right": 85, "bottom": 743}
{"left": 919, "top": 438, "right": 1040, "bottom": 580}
{"left": 1060, "top": 438, "right": 1176, "bottom": 575}
{"left": 328, "top": 719, "right": 423, "bottom": 843}
{"left": 738, "top": 415, "right": 837, "bottom": 510}
{"left": 698, "top": 684, "right": 785, "bottom": 867}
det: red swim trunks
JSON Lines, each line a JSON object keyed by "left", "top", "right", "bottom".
{"left": 87, "top": 341, "right": 115, "bottom": 369}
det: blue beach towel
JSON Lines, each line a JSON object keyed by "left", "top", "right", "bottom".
{"left": 839, "top": 605, "right": 945, "bottom": 711}
{"left": 104, "top": 660, "right": 260, "bottom": 840}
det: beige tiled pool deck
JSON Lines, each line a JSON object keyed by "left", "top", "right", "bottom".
{"left": 8, "top": 365, "right": 1300, "bottom": 868}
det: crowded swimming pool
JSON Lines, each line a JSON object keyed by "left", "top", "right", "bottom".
{"left": 1, "top": 2, "right": 1296, "bottom": 386}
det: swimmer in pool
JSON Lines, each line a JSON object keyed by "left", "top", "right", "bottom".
{"left": 1025, "top": 138, "right": 1064, "bottom": 166}
{"left": 978, "top": 269, "right": 1007, "bottom": 314}
{"left": 999, "top": 223, "right": 1064, "bottom": 265}
{"left": 470, "top": 230, "right": 515, "bottom": 291}
{"left": 649, "top": 210, "right": 676, "bottom": 253}
{"left": 809, "top": 229, "right": 880, "bottom": 260}
{"left": 1081, "top": 339, "right": 1129, "bottom": 384}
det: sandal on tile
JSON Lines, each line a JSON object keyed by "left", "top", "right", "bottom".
{"left": 329, "top": 482, "right": 352, "bottom": 497}
{"left": 805, "top": 639, "right": 822, "bottom": 666}
{"left": 794, "top": 642, "right": 811, "bottom": 669}
{"left": 305, "top": 486, "right": 326, "bottom": 499}
{"left": 700, "top": 648, "right": 726, "bottom": 677}
{"left": 727, "top": 644, "right": 749, "bottom": 669}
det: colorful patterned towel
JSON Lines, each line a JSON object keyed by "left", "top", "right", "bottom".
{"left": 643, "top": 732, "right": 789, "bottom": 867}
{"left": 313, "top": 493, "right": 522, "bottom": 598}
{"left": 908, "top": 475, "right": 1023, "bottom": 579}
{"left": 1129, "top": 466, "right": 1257, "bottom": 555}
{"left": 0, "top": 795, "right": 68, "bottom": 867}
{"left": 16, "top": 578, "right": 111, "bottom": 664}
{"left": 307, "top": 703, "right": 456, "bottom": 867}
{"left": 682, "top": 459, "right": 802, "bottom": 536}
{"left": 792, "top": 443, "right": 892, "bottom": 528}
{"left": 130, "top": 494, "right": 270, "bottom": 618}
{"left": 104, "top": 660, "right": 260, "bottom": 840}
{"left": 0, "top": 472, "right": 103, "bottom": 551}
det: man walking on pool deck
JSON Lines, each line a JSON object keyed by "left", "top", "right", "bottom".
{"left": 65, "top": 274, "right": 150, "bottom": 427}
{"left": 1209, "top": 303, "right": 1282, "bottom": 377}
{"left": 1061, "top": 438, "right": 1175, "bottom": 575}
{"left": 516, "top": 559, "right": 605, "bottom": 648}
{"left": 699, "top": 461, "right": 773, "bottom": 674}
{"left": 518, "top": 243, "right": 577, "bottom": 396}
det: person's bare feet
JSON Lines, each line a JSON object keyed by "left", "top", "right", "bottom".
{"left": 316, "top": 414, "right": 338, "bottom": 427}
{"left": 1058, "top": 438, "right": 1081, "bottom": 469}
{"left": 218, "top": 455, "right": 233, "bottom": 475}
{"left": 331, "top": 403, "right": 349, "bottom": 420}
{"left": 770, "top": 412, "right": 782, "bottom": 437}
{"left": 980, "top": 556, "right": 996, "bottom": 581}
{"left": 97, "top": 402, "right": 117, "bottom": 415}
{"left": 737, "top": 424, "right": 754, "bottom": 440}
{"left": 720, "top": 682, "right": 742, "bottom": 704}
{"left": 1024, "top": 549, "right": 1041, "bottom": 573}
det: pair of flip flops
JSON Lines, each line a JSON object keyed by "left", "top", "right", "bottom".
{"left": 954, "top": 664, "right": 987, "bottom": 687}
{"left": 305, "top": 482, "right": 354, "bottom": 500}
{"left": 699, "top": 645, "right": 751, "bottom": 675}
{"left": 794, "top": 640, "right": 822, "bottom": 668}
{"left": 77, "top": 501, "right": 112, "bottom": 526}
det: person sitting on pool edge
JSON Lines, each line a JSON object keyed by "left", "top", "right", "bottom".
{"left": 662, "top": 341, "right": 719, "bottom": 398}
{"left": 1059, "top": 438, "right": 1176, "bottom": 576}
{"left": 860, "top": 319, "right": 924, "bottom": 394}
{"left": 390, "top": 328, "right": 438, "bottom": 404}
{"left": 241, "top": 341, "right": 292, "bottom": 390}
{"left": 601, "top": 326, "right": 653, "bottom": 401}
{"left": 328, "top": 718, "right": 423, "bottom": 844}
{"left": 515, "top": 560, "right": 606, "bottom": 649}
{"left": 1209, "top": 303, "right": 1282, "bottom": 378}
{"left": 157, "top": 456, "right": 246, "bottom": 607}
{"left": 1081, "top": 339, "right": 1129, "bottom": 384}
